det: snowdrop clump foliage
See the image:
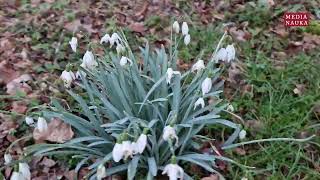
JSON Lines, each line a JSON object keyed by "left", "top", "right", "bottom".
{"left": 25, "top": 21, "right": 244, "bottom": 179}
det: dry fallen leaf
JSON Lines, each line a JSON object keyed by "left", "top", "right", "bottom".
{"left": 293, "top": 84, "right": 306, "bottom": 96}
{"left": 6, "top": 74, "right": 33, "bottom": 95}
{"left": 33, "top": 118, "right": 74, "bottom": 143}
{"left": 129, "top": 22, "right": 145, "bottom": 33}
{"left": 11, "top": 101, "right": 28, "bottom": 114}
{"left": 40, "top": 157, "right": 56, "bottom": 168}
{"left": 229, "top": 27, "right": 251, "bottom": 42}
{"left": 0, "top": 61, "right": 19, "bottom": 84}
{"left": 201, "top": 174, "right": 219, "bottom": 180}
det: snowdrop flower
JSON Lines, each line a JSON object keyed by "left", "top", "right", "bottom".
{"left": 226, "top": 44, "right": 236, "bottom": 62}
{"left": 37, "top": 117, "right": 48, "bottom": 133}
{"left": 201, "top": 77, "right": 212, "bottom": 95}
{"left": 69, "top": 37, "right": 77, "bottom": 52}
{"left": 227, "top": 104, "right": 234, "bottom": 112}
{"left": 166, "top": 68, "right": 181, "bottom": 84}
{"left": 10, "top": 172, "right": 24, "bottom": 180}
{"left": 181, "top": 22, "right": 189, "bottom": 36}
{"left": 162, "top": 163, "right": 184, "bottom": 180}
{"left": 25, "top": 116, "right": 34, "bottom": 125}
{"left": 239, "top": 129, "right": 247, "bottom": 140}
{"left": 116, "top": 43, "right": 125, "bottom": 54}
{"left": 194, "top": 98, "right": 205, "bottom": 110}
{"left": 97, "top": 164, "right": 107, "bottom": 180}
{"left": 215, "top": 45, "right": 236, "bottom": 63}
{"left": 191, "top": 60, "right": 205, "bottom": 72}
{"left": 120, "top": 56, "right": 132, "bottom": 66}
{"left": 100, "top": 33, "right": 110, "bottom": 44}
{"left": 60, "top": 70, "right": 75, "bottom": 88}
{"left": 172, "top": 21, "right": 180, "bottom": 34}
{"left": 134, "top": 134, "right": 147, "bottom": 154}
{"left": 215, "top": 48, "right": 227, "bottom": 62}
{"left": 121, "top": 141, "right": 135, "bottom": 160}
{"left": 110, "top": 33, "right": 121, "bottom": 46}
{"left": 162, "top": 126, "right": 178, "bottom": 145}
{"left": 19, "top": 162, "right": 31, "bottom": 180}
{"left": 4, "top": 153, "right": 12, "bottom": 165}
{"left": 82, "top": 50, "right": 98, "bottom": 70}
{"left": 184, "top": 34, "right": 190, "bottom": 45}
{"left": 112, "top": 142, "right": 124, "bottom": 162}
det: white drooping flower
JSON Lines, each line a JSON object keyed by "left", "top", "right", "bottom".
{"left": 226, "top": 44, "right": 236, "bottom": 62}
{"left": 116, "top": 43, "right": 125, "bottom": 54}
{"left": 69, "top": 37, "right": 77, "bottom": 53}
{"left": 25, "top": 116, "right": 34, "bottom": 125}
{"left": 184, "top": 34, "right": 190, "bottom": 45}
{"left": 100, "top": 33, "right": 110, "bottom": 44}
{"left": 19, "top": 162, "right": 31, "bottom": 180}
{"left": 134, "top": 134, "right": 147, "bottom": 154}
{"left": 110, "top": 33, "right": 121, "bottom": 46}
{"left": 172, "top": 21, "right": 180, "bottom": 34}
{"left": 60, "top": 70, "right": 75, "bottom": 88}
{"left": 37, "top": 117, "right": 48, "bottom": 133}
{"left": 215, "top": 48, "right": 227, "bottom": 62}
{"left": 10, "top": 172, "right": 24, "bottom": 180}
{"left": 4, "top": 153, "right": 12, "bottom": 165}
{"left": 82, "top": 50, "right": 98, "bottom": 70}
{"left": 162, "top": 163, "right": 184, "bottom": 180}
{"left": 162, "top": 126, "right": 179, "bottom": 145}
{"left": 215, "top": 44, "right": 236, "bottom": 63}
{"left": 96, "top": 164, "right": 107, "bottom": 180}
{"left": 194, "top": 98, "right": 205, "bottom": 110}
{"left": 201, "top": 77, "right": 212, "bottom": 95}
{"left": 239, "top": 129, "right": 247, "bottom": 140}
{"left": 120, "top": 56, "right": 133, "bottom": 66}
{"left": 121, "top": 141, "right": 135, "bottom": 160}
{"left": 181, "top": 22, "right": 189, "bottom": 36}
{"left": 112, "top": 141, "right": 135, "bottom": 162}
{"left": 166, "top": 68, "right": 181, "bottom": 84}
{"left": 191, "top": 60, "right": 205, "bottom": 72}
{"left": 227, "top": 104, "right": 234, "bottom": 112}
{"left": 112, "top": 143, "right": 124, "bottom": 162}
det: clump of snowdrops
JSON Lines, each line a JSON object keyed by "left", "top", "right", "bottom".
{"left": 4, "top": 21, "right": 258, "bottom": 180}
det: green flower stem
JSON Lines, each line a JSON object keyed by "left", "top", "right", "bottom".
{"left": 221, "top": 135, "right": 315, "bottom": 150}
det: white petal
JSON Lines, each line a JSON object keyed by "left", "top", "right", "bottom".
{"left": 10, "top": 172, "right": 24, "bottom": 180}
{"left": 172, "top": 21, "right": 180, "bottom": 34}
{"left": 97, "top": 164, "right": 107, "bottom": 180}
{"left": 25, "top": 116, "right": 34, "bottom": 125}
{"left": 60, "top": 70, "right": 75, "bottom": 88}
{"left": 227, "top": 104, "right": 234, "bottom": 112}
{"left": 166, "top": 68, "right": 180, "bottom": 84}
{"left": 120, "top": 56, "right": 132, "bottom": 66}
{"left": 110, "top": 33, "right": 121, "bottom": 46}
{"left": 4, "top": 154, "right": 12, "bottom": 165}
{"left": 112, "top": 143, "right": 124, "bottom": 162}
{"left": 162, "top": 126, "right": 178, "bottom": 144}
{"left": 191, "top": 60, "right": 205, "bottom": 72}
{"left": 181, "top": 22, "right": 189, "bottom": 35}
{"left": 122, "top": 141, "right": 134, "bottom": 160}
{"left": 82, "top": 51, "right": 97, "bottom": 70}
{"left": 201, "top": 78, "right": 212, "bottom": 95}
{"left": 136, "top": 134, "right": 147, "bottom": 153}
{"left": 194, "top": 98, "right": 205, "bottom": 110}
{"left": 116, "top": 43, "right": 125, "bottom": 54}
{"left": 239, "top": 130, "right": 247, "bottom": 140}
{"left": 162, "top": 164, "right": 184, "bottom": 180}
{"left": 226, "top": 44, "right": 236, "bottom": 62}
{"left": 215, "top": 48, "right": 227, "bottom": 62}
{"left": 100, "top": 33, "right": 110, "bottom": 44}
{"left": 37, "top": 117, "right": 48, "bottom": 133}
{"left": 184, "top": 34, "right": 190, "bottom": 45}
{"left": 69, "top": 37, "right": 77, "bottom": 52}
{"left": 19, "top": 163, "right": 31, "bottom": 180}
